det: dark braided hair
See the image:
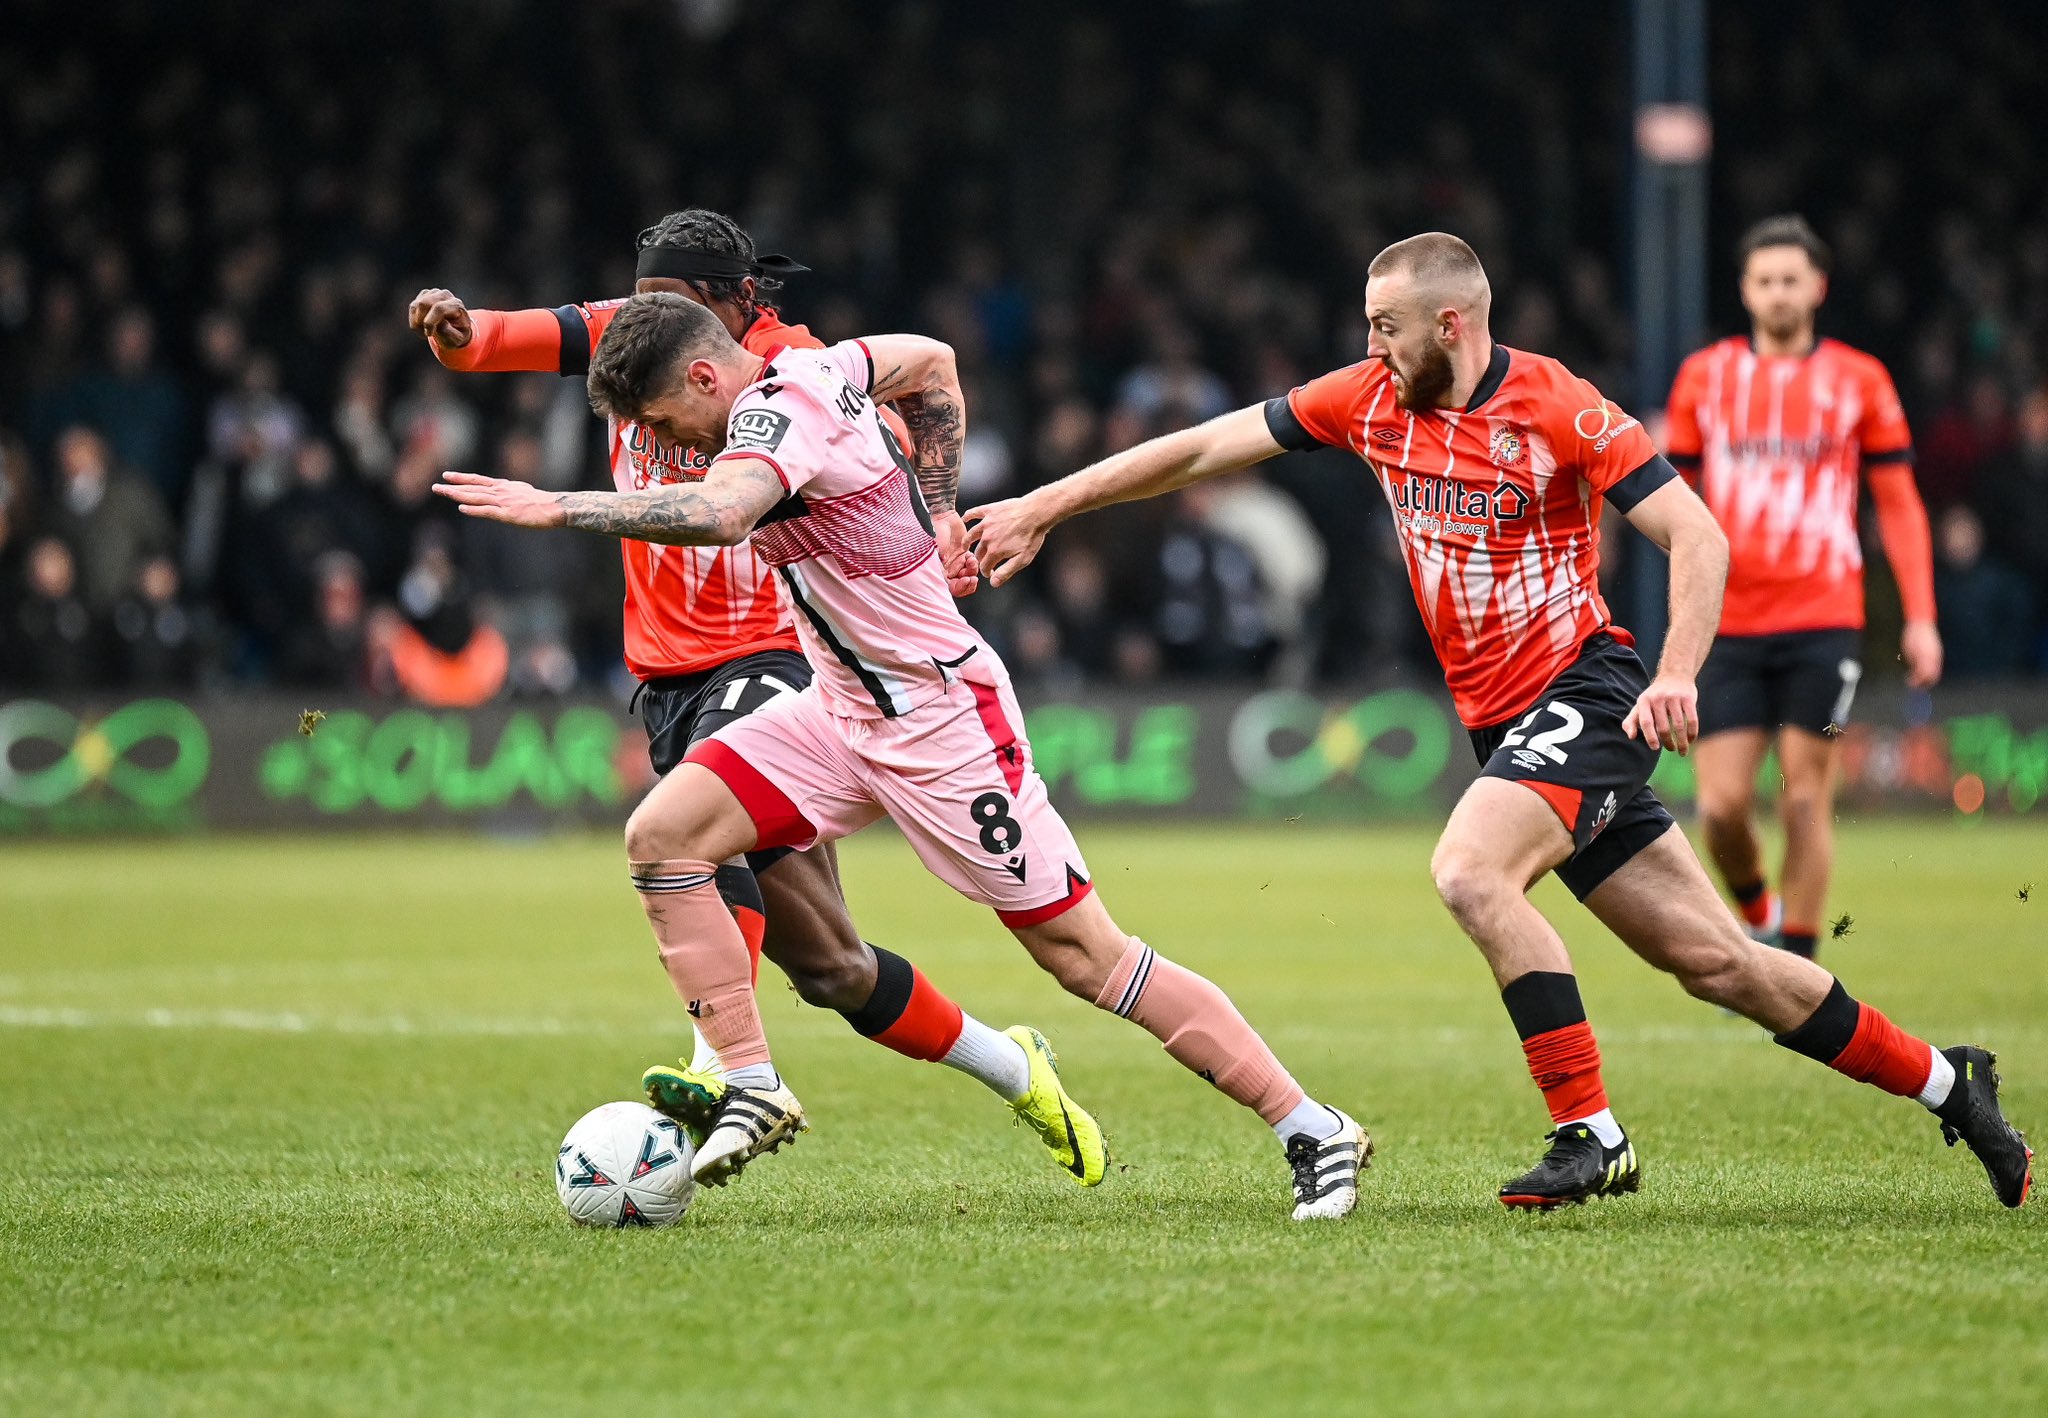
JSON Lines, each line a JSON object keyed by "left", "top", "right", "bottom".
{"left": 635, "top": 208, "right": 782, "bottom": 311}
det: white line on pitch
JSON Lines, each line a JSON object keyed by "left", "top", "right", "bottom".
{"left": 0, "top": 1004, "right": 668, "bottom": 1038}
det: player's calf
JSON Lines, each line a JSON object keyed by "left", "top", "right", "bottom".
{"left": 1496, "top": 970, "right": 1637, "bottom": 1209}
{"left": 1775, "top": 982, "right": 2032, "bottom": 1207}
{"left": 1016, "top": 899, "right": 1369, "bottom": 1220}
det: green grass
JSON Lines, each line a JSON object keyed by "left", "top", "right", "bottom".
{"left": 3, "top": 820, "right": 2045, "bottom": 1416}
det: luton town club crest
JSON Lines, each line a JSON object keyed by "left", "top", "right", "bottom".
{"left": 1489, "top": 425, "right": 1525, "bottom": 467}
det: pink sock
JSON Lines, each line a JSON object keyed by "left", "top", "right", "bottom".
{"left": 630, "top": 858, "right": 771, "bottom": 1071}
{"left": 1093, "top": 937, "right": 1305, "bottom": 1124}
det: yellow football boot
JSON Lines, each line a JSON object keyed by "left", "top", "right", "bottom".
{"left": 1004, "top": 1025, "right": 1109, "bottom": 1186}
{"left": 642, "top": 1061, "right": 729, "bottom": 1149}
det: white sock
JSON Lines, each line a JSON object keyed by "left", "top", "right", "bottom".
{"left": 1563, "top": 1107, "right": 1626, "bottom": 1148}
{"left": 687, "top": 1024, "right": 725, "bottom": 1078}
{"left": 1272, "top": 1097, "right": 1344, "bottom": 1145}
{"left": 941, "top": 1016, "right": 1032, "bottom": 1101}
{"left": 1916, "top": 1045, "right": 1956, "bottom": 1110}
{"left": 724, "top": 1062, "right": 780, "bottom": 1093}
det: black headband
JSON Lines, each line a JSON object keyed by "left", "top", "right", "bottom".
{"left": 634, "top": 243, "right": 811, "bottom": 283}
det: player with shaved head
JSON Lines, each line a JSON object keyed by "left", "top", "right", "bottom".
{"left": 969, "top": 231, "right": 2031, "bottom": 1211}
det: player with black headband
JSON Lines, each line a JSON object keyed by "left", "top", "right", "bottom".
{"left": 407, "top": 210, "right": 1108, "bottom": 1186}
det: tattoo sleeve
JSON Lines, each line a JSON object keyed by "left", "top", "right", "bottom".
{"left": 895, "top": 390, "right": 966, "bottom": 514}
{"left": 554, "top": 461, "right": 784, "bottom": 546}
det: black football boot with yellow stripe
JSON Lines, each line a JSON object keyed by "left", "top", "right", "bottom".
{"left": 1498, "top": 1123, "right": 1640, "bottom": 1211}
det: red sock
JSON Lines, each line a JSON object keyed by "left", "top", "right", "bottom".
{"left": 1828, "top": 1004, "right": 1935, "bottom": 1096}
{"left": 1733, "top": 881, "right": 1775, "bottom": 930}
{"left": 733, "top": 905, "right": 766, "bottom": 987}
{"left": 710, "top": 864, "right": 767, "bottom": 986}
{"left": 1522, "top": 1022, "right": 1610, "bottom": 1123}
{"left": 841, "top": 946, "right": 964, "bottom": 1062}
{"left": 1501, "top": 971, "right": 1610, "bottom": 1124}
{"left": 1774, "top": 979, "right": 1936, "bottom": 1097}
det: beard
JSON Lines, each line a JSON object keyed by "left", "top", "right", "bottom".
{"left": 1390, "top": 338, "right": 1456, "bottom": 411}
{"left": 1758, "top": 309, "right": 1810, "bottom": 345}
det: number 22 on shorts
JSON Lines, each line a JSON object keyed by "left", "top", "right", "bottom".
{"left": 1501, "top": 701, "right": 1584, "bottom": 764}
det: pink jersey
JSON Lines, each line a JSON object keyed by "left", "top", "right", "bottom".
{"left": 713, "top": 340, "right": 986, "bottom": 720}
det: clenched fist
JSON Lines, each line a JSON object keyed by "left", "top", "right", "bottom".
{"left": 408, "top": 288, "right": 474, "bottom": 350}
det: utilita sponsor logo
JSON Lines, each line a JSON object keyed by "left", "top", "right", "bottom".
{"left": 1389, "top": 474, "right": 1529, "bottom": 526}
{"left": 625, "top": 424, "right": 710, "bottom": 486}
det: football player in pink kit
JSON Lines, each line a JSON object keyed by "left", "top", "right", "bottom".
{"left": 437, "top": 292, "right": 1368, "bottom": 1221}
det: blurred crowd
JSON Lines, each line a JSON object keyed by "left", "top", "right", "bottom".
{"left": 4, "top": 0, "right": 2047, "bottom": 703}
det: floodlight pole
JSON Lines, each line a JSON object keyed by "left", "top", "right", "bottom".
{"left": 1625, "top": 0, "right": 1710, "bottom": 667}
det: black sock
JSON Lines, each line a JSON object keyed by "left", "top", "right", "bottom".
{"left": 839, "top": 944, "right": 913, "bottom": 1037}
{"left": 1731, "top": 878, "right": 1766, "bottom": 906}
{"left": 1771, "top": 978, "right": 1855, "bottom": 1060}
{"left": 1781, "top": 931, "right": 1818, "bottom": 959}
{"left": 712, "top": 862, "right": 764, "bottom": 920}
{"left": 1500, "top": 971, "right": 1588, "bottom": 1040}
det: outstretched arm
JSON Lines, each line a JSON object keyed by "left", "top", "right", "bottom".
{"left": 408, "top": 289, "right": 620, "bottom": 375}
{"left": 966, "top": 403, "right": 1284, "bottom": 586}
{"left": 433, "top": 459, "right": 786, "bottom": 546}
{"left": 1620, "top": 477, "right": 1730, "bottom": 753}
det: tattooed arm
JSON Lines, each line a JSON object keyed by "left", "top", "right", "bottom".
{"left": 863, "top": 334, "right": 967, "bottom": 515}
{"left": 433, "top": 460, "right": 785, "bottom": 546}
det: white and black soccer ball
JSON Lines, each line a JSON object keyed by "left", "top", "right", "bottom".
{"left": 554, "top": 1100, "right": 696, "bottom": 1228}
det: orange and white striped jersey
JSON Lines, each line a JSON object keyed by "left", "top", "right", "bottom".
{"left": 1665, "top": 336, "right": 1932, "bottom": 637}
{"left": 434, "top": 301, "right": 808, "bottom": 679}
{"left": 1270, "top": 346, "right": 1669, "bottom": 728}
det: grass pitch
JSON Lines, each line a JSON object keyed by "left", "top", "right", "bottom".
{"left": 3, "top": 819, "right": 2045, "bottom": 1416}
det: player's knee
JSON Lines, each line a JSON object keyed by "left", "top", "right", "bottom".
{"left": 1430, "top": 842, "right": 1509, "bottom": 924}
{"left": 782, "top": 954, "right": 869, "bottom": 1010}
{"left": 1014, "top": 914, "right": 1118, "bottom": 1000}
{"left": 1672, "top": 937, "right": 1749, "bottom": 1006}
{"left": 1776, "top": 788, "right": 1826, "bottom": 831}
{"left": 1695, "top": 791, "right": 1751, "bottom": 841}
{"left": 623, "top": 800, "right": 697, "bottom": 864}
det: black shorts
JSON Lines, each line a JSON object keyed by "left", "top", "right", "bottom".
{"left": 1696, "top": 628, "right": 1863, "bottom": 738}
{"left": 1468, "top": 633, "right": 1677, "bottom": 902}
{"left": 634, "top": 649, "right": 813, "bottom": 873}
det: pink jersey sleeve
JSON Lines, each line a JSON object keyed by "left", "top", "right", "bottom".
{"left": 713, "top": 345, "right": 876, "bottom": 497}
{"left": 825, "top": 339, "right": 878, "bottom": 394}
{"left": 714, "top": 393, "right": 814, "bottom": 493}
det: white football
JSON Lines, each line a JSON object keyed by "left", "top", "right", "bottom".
{"left": 554, "top": 1100, "right": 696, "bottom": 1228}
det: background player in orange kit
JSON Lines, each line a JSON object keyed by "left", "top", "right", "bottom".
{"left": 968, "top": 232, "right": 2029, "bottom": 1212}
{"left": 1666, "top": 215, "right": 1941, "bottom": 960}
{"left": 405, "top": 212, "right": 1095, "bottom": 1179}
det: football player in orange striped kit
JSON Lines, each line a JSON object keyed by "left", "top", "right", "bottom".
{"left": 407, "top": 211, "right": 1106, "bottom": 1185}
{"left": 971, "top": 232, "right": 2028, "bottom": 1211}
{"left": 1666, "top": 215, "right": 1941, "bottom": 961}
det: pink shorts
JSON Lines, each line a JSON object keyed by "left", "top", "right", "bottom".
{"left": 684, "top": 672, "right": 1093, "bottom": 926}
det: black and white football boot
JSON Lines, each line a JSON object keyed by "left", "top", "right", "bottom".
{"left": 691, "top": 1080, "right": 808, "bottom": 1187}
{"left": 1286, "top": 1109, "right": 1372, "bottom": 1221}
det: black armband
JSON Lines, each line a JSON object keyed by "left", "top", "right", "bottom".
{"left": 1606, "top": 455, "right": 1680, "bottom": 513}
{"left": 1263, "top": 396, "right": 1323, "bottom": 452}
